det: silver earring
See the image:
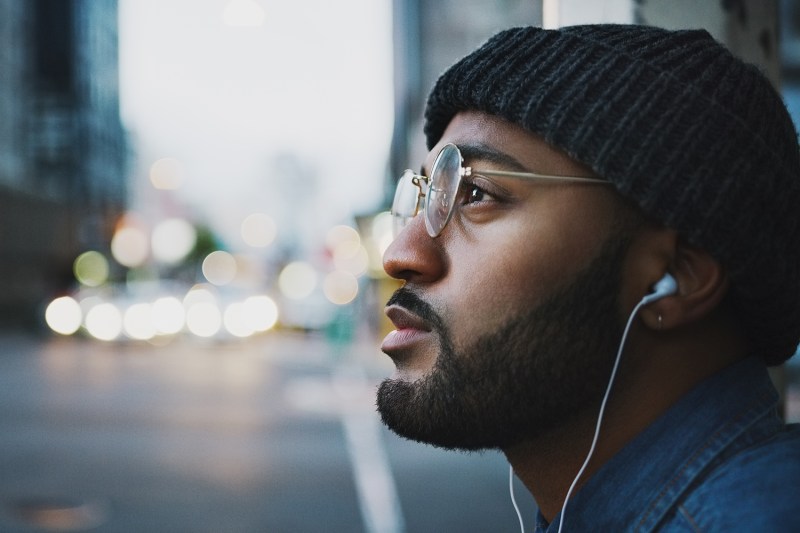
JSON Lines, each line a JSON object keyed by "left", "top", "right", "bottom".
{"left": 658, "top": 314, "right": 663, "bottom": 330}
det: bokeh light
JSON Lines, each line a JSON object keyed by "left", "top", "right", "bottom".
{"left": 186, "top": 302, "right": 222, "bottom": 337}
{"left": 111, "top": 226, "right": 149, "bottom": 268}
{"left": 183, "top": 284, "right": 217, "bottom": 308}
{"left": 327, "top": 225, "right": 368, "bottom": 276}
{"left": 241, "top": 213, "right": 277, "bottom": 248}
{"left": 223, "top": 302, "right": 254, "bottom": 338}
{"left": 45, "top": 296, "right": 83, "bottom": 335}
{"left": 243, "top": 295, "right": 279, "bottom": 331}
{"left": 372, "top": 211, "right": 394, "bottom": 257}
{"left": 85, "top": 303, "right": 122, "bottom": 341}
{"left": 73, "top": 251, "right": 110, "bottom": 287}
{"left": 149, "top": 157, "right": 184, "bottom": 190}
{"left": 278, "top": 261, "right": 317, "bottom": 300}
{"left": 202, "top": 251, "right": 237, "bottom": 286}
{"left": 326, "top": 225, "right": 360, "bottom": 250}
{"left": 151, "top": 218, "right": 197, "bottom": 264}
{"left": 333, "top": 242, "right": 369, "bottom": 277}
{"left": 152, "top": 296, "right": 185, "bottom": 335}
{"left": 323, "top": 270, "right": 359, "bottom": 305}
{"left": 79, "top": 296, "right": 103, "bottom": 317}
{"left": 123, "top": 303, "right": 156, "bottom": 340}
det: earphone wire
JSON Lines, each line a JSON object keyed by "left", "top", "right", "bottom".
{"left": 556, "top": 297, "right": 648, "bottom": 533}
{"left": 510, "top": 465, "right": 525, "bottom": 533}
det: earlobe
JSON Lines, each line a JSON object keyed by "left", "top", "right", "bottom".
{"left": 642, "top": 239, "right": 729, "bottom": 331}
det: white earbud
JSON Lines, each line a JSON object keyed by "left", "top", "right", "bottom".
{"left": 640, "top": 273, "right": 677, "bottom": 304}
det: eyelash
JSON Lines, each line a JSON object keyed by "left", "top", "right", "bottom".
{"left": 459, "top": 178, "right": 498, "bottom": 205}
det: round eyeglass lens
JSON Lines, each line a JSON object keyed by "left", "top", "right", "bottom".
{"left": 392, "top": 169, "right": 421, "bottom": 237}
{"left": 425, "top": 144, "right": 462, "bottom": 237}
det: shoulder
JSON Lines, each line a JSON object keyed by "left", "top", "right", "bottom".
{"left": 673, "top": 424, "right": 800, "bottom": 531}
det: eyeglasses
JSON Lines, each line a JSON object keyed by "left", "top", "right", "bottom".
{"left": 392, "top": 143, "right": 611, "bottom": 238}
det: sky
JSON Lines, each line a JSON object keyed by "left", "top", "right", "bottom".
{"left": 118, "top": 0, "right": 394, "bottom": 254}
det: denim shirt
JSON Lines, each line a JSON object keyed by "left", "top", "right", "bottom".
{"left": 535, "top": 357, "right": 800, "bottom": 532}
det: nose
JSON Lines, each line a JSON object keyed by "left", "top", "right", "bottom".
{"left": 383, "top": 213, "right": 445, "bottom": 284}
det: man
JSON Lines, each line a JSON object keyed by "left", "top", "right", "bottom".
{"left": 376, "top": 24, "right": 800, "bottom": 531}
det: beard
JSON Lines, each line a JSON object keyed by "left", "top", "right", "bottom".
{"left": 376, "top": 233, "right": 632, "bottom": 451}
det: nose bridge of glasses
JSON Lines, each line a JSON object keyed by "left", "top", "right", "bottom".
{"left": 411, "top": 174, "right": 429, "bottom": 194}
{"left": 392, "top": 171, "right": 428, "bottom": 222}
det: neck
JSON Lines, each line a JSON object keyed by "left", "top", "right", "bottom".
{"left": 503, "top": 389, "right": 640, "bottom": 522}
{"left": 503, "top": 410, "right": 598, "bottom": 521}
{"left": 503, "top": 318, "right": 746, "bottom": 523}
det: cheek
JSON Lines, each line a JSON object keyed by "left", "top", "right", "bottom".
{"left": 438, "top": 199, "right": 612, "bottom": 342}
{"left": 437, "top": 228, "right": 550, "bottom": 343}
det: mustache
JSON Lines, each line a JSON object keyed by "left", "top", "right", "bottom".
{"left": 386, "top": 287, "right": 445, "bottom": 331}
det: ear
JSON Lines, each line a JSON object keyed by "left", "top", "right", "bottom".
{"left": 640, "top": 238, "right": 729, "bottom": 331}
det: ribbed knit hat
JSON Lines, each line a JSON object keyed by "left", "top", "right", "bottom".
{"left": 424, "top": 25, "right": 800, "bottom": 365}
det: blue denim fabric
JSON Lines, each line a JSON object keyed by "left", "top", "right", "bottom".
{"left": 535, "top": 357, "right": 800, "bottom": 532}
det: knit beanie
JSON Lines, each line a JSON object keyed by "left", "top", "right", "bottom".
{"left": 424, "top": 25, "right": 800, "bottom": 365}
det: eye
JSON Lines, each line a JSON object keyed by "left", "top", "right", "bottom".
{"left": 461, "top": 181, "right": 496, "bottom": 205}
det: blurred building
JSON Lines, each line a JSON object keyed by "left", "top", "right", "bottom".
{"left": 388, "top": 0, "right": 541, "bottom": 201}
{"left": 0, "top": 0, "right": 127, "bottom": 326}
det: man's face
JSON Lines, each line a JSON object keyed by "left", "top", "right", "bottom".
{"left": 377, "top": 111, "right": 633, "bottom": 450}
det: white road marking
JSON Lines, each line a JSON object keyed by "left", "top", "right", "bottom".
{"left": 333, "top": 363, "right": 405, "bottom": 533}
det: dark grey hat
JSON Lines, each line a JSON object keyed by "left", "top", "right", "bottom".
{"left": 424, "top": 24, "right": 800, "bottom": 365}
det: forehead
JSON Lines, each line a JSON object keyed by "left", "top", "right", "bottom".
{"left": 427, "top": 111, "right": 598, "bottom": 178}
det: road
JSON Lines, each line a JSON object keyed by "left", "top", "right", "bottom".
{"left": 0, "top": 331, "right": 537, "bottom": 532}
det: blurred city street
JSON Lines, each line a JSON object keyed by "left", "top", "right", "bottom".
{"left": 1, "top": 2, "right": 799, "bottom": 531}
{"left": 0, "top": 331, "right": 536, "bottom": 533}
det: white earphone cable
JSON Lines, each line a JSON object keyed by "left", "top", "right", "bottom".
{"left": 507, "top": 275, "right": 673, "bottom": 532}
{"left": 510, "top": 465, "right": 525, "bottom": 533}
{"left": 555, "top": 296, "right": 648, "bottom": 533}
{"left": 508, "top": 299, "right": 644, "bottom": 533}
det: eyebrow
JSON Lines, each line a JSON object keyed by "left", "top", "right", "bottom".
{"left": 420, "top": 142, "right": 529, "bottom": 177}
{"left": 418, "top": 142, "right": 607, "bottom": 186}
{"left": 456, "top": 143, "right": 529, "bottom": 172}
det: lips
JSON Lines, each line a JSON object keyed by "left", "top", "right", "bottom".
{"left": 381, "top": 305, "right": 433, "bottom": 354}
{"left": 386, "top": 305, "right": 431, "bottom": 332}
